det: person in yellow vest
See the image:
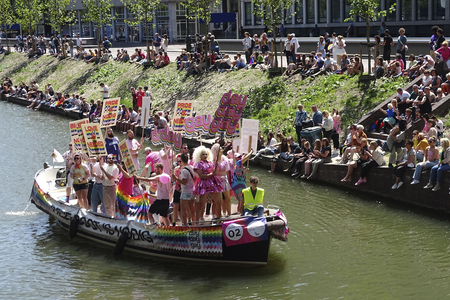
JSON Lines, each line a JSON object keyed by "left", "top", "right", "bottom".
{"left": 242, "top": 176, "right": 265, "bottom": 217}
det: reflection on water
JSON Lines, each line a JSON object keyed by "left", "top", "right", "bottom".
{"left": 1, "top": 101, "right": 450, "bottom": 299}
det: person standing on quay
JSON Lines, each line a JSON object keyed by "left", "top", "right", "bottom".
{"left": 294, "top": 104, "right": 308, "bottom": 145}
{"left": 100, "top": 83, "right": 109, "bottom": 99}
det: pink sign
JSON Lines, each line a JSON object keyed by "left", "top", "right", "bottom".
{"left": 222, "top": 217, "right": 268, "bottom": 247}
{"left": 151, "top": 127, "right": 183, "bottom": 151}
{"left": 184, "top": 114, "right": 212, "bottom": 137}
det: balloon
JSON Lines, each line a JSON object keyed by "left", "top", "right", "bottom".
{"left": 159, "top": 173, "right": 170, "bottom": 184}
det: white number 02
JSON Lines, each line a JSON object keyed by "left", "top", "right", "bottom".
{"left": 225, "top": 223, "right": 244, "bottom": 241}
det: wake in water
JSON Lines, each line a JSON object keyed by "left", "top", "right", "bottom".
{"left": 5, "top": 200, "right": 37, "bottom": 216}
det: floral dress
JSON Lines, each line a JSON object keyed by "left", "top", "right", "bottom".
{"left": 193, "top": 160, "right": 223, "bottom": 196}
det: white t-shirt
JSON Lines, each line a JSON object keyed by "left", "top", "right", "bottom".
{"left": 76, "top": 37, "right": 82, "bottom": 47}
{"left": 103, "top": 164, "right": 119, "bottom": 186}
{"left": 396, "top": 91, "right": 410, "bottom": 102}
{"left": 180, "top": 166, "right": 195, "bottom": 193}
{"left": 93, "top": 162, "right": 105, "bottom": 184}
{"left": 157, "top": 180, "right": 171, "bottom": 199}
{"left": 103, "top": 85, "right": 109, "bottom": 98}
{"left": 291, "top": 37, "right": 299, "bottom": 53}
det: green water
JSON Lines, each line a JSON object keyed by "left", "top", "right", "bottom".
{"left": 1, "top": 100, "right": 450, "bottom": 299}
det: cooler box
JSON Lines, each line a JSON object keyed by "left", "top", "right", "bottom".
{"left": 301, "top": 126, "right": 322, "bottom": 144}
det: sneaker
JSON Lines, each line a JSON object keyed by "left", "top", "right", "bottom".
{"left": 391, "top": 183, "right": 398, "bottom": 189}
{"left": 291, "top": 172, "right": 299, "bottom": 177}
{"left": 432, "top": 186, "right": 441, "bottom": 192}
{"left": 355, "top": 179, "right": 363, "bottom": 186}
{"left": 424, "top": 183, "right": 434, "bottom": 189}
{"left": 397, "top": 181, "right": 403, "bottom": 189}
{"left": 284, "top": 168, "right": 291, "bottom": 172}
{"left": 411, "top": 180, "right": 420, "bottom": 185}
{"left": 300, "top": 175, "right": 307, "bottom": 179}
{"left": 361, "top": 178, "right": 367, "bottom": 183}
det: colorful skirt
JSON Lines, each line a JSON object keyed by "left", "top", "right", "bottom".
{"left": 194, "top": 175, "right": 223, "bottom": 196}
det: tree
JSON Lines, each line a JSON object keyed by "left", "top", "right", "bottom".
{"left": 45, "top": 0, "right": 77, "bottom": 58}
{"left": 250, "top": 0, "right": 296, "bottom": 68}
{"left": 181, "top": 0, "right": 220, "bottom": 33}
{"left": 345, "top": 0, "right": 396, "bottom": 76}
{"left": 121, "top": 0, "right": 160, "bottom": 60}
{"left": 14, "top": 0, "right": 43, "bottom": 51}
{"left": 81, "top": 0, "right": 114, "bottom": 59}
{"left": 0, "top": 0, "right": 14, "bottom": 52}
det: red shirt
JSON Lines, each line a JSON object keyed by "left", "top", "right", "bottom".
{"left": 137, "top": 90, "right": 145, "bottom": 107}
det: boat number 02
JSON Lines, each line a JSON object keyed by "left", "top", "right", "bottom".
{"left": 225, "top": 223, "right": 244, "bottom": 241}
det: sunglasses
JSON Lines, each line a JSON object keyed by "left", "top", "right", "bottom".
{"left": 74, "top": 157, "right": 81, "bottom": 160}
{"left": 183, "top": 147, "right": 188, "bottom": 149}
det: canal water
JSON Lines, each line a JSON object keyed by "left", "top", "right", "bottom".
{"left": 1, "top": 100, "right": 450, "bottom": 299}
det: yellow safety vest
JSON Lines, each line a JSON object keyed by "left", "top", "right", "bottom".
{"left": 242, "top": 187, "right": 264, "bottom": 210}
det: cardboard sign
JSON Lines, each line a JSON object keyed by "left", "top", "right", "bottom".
{"left": 208, "top": 90, "right": 247, "bottom": 138}
{"left": 100, "top": 98, "right": 120, "bottom": 128}
{"left": 240, "top": 119, "right": 259, "bottom": 155}
{"left": 69, "top": 119, "right": 89, "bottom": 154}
{"left": 140, "top": 96, "right": 153, "bottom": 127}
{"left": 118, "top": 139, "right": 137, "bottom": 176}
{"left": 222, "top": 217, "right": 268, "bottom": 247}
{"left": 81, "top": 123, "right": 107, "bottom": 157}
{"left": 184, "top": 114, "right": 212, "bottom": 137}
{"left": 151, "top": 127, "right": 182, "bottom": 151}
{"left": 172, "top": 100, "right": 194, "bottom": 133}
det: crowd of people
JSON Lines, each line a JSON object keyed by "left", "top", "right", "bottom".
{"left": 62, "top": 132, "right": 264, "bottom": 226}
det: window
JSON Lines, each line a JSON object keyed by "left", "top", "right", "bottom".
{"left": 331, "top": 0, "right": 340, "bottom": 23}
{"left": 344, "top": 0, "right": 351, "bottom": 20}
{"left": 244, "top": 2, "right": 252, "bottom": 25}
{"left": 176, "top": 3, "right": 186, "bottom": 16}
{"left": 284, "top": 5, "right": 294, "bottom": 24}
{"left": 318, "top": 0, "right": 327, "bottom": 23}
{"left": 385, "top": 0, "right": 396, "bottom": 21}
{"left": 416, "top": 0, "right": 428, "bottom": 20}
{"left": 295, "top": 1, "right": 303, "bottom": 24}
{"left": 306, "top": 0, "right": 314, "bottom": 23}
{"left": 156, "top": 4, "right": 169, "bottom": 17}
{"left": 115, "top": 7, "right": 124, "bottom": 19}
{"left": 433, "top": 0, "right": 445, "bottom": 20}
{"left": 400, "top": 0, "right": 412, "bottom": 20}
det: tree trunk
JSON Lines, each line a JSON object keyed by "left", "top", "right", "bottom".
{"left": 145, "top": 19, "right": 150, "bottom": 61}
{"left": 97, "top": 25, "right": 101, "bottom": 61}
{"left": 366, "top": 19, "right": 371, "bottom": 76}
{"left": 271, "top": 7, "right": 278, "bottom": 68}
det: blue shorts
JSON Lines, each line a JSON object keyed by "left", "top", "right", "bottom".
{"left": 180, "top": 192, "right": 192, "bottom": 200}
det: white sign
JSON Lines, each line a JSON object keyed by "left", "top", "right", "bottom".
{"left": 140, "top": 96, "right": 153, "bottom": 127}
{"left": 240, "top": 119, "right": 259, "bottom": 155}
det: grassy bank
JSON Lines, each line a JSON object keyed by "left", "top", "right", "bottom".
{"left": 0, "top": 52, "right": 408, "bottom": 136}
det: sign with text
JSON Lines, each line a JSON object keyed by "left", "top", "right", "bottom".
{"left": 140, "top": 96, "right": 153, "bottom": 127}
{"left": 151, "top": 127, "right": 183, "bottom": 151}
{"left": 240, "top": 119, "right": 259, "bottom": 155}
{"left": 184, "top": 114, "right": 211, "bottom": 137}
{"left": 69, "top": 119, "right": 89, "bottom": 154}
{"left": 208, "top": 90, "right": 247, "bottom": 138}
{"left": 172, "top": 100, "right": 194, "bottom": 133}
{"left": 81, "top": 124, "right": 107, "bottom": 157}
{"left": 119, "top": 139, "right": 137, "bottom": 176}
{"left": 100, "top": 98, "right": 120, "bottom": 128}
{"left": 222, "top": 217, "right": 268, "bottom": 247}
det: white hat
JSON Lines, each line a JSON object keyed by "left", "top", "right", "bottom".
{"left": 291, "top": 33, "right": 295, "bottom": 37}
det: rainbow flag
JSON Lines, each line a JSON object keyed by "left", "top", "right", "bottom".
{"left": 115, "top": 186, "right": 150, "bottom": 223}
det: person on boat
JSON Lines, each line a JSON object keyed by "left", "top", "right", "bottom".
{"left": 105, "top": 127, "right": 121, "bottom": 162}
{"left": 100, "top": 154, "right": 120, "bottom": 217}
{"left": 230, "top": 150, "right": 252, "bottom": 215}
{"left": 144, "top": 147, "right": 161, "bottom": 173}
{"left": 212, "top": 143, "right": 233, "bottom": 216}
{"left": 90, "top": 156, "right": 106, "bottom": 213}
{"left": 193, "top": 146, "right": 223, "bottom": 220}
{"left": 126, "top": 130, "right": 143, "bottom": 171}
{"left": 242, "top": 176, "right": 265, "bottom": 217}
{"left": 62, "top": 143, "right": 74, "bottom": 202}
{"left": 172, "top": 153, "right": 197, "bottom": 225}
{"left": 138, "top": 163, "right": 171, "bottom": 225}
{"left": 117, "top": 161, "right": 134, "bottom": 196}
{"left": 70, "top": 152, "right": 90, "bottom": 209}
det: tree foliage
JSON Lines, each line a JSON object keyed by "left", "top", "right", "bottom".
{"left": 45, "top": 0, "right": 76, "bottom": 36}
{"left": 345, "top": 0, "right": 396, "bottom": 74}
{"left": 14, "top": 0, "right": 43, "bottom": 35}
{"left": 0, "top": 0, "right": 14, "bottom": 50}
{"left": 121, "top": 0, "right": 160, "bottom": 58}
{"left": 81, "top": 0, "right": 114, "bottom": 55}
{"left": 181, "top": 0, "right": 220, "bottom": 26}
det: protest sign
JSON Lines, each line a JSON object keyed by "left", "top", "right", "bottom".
{"left": 140, "top": 96, "right": 153, "bottom": 127}
{"left": 118, "top": 139, "right": 137, "bottom": 176}
{"left": 208, "top": 90, "right": 247, "bottom": 138}
{"left": 69, "top": 119, "right": 89, "bottom": 154}
{"left": 151, "top": 127, "right": 183, "bottom": 151}
{"left": 172, "top": 100, "right": 194, "bottom": 133}
{"left": 100, "top": 98, "right": 120, "bottom": 128}
{"left": 184, "top": 114, "right": 211, "bottom": 137}
{"left": 240, "top": 119, "right": 259, "bottom": 155}
{"left": 81, "top": 123, "right": 107, "bottom": 157}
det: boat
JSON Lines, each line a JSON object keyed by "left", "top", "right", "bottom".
{"left": 30, "top": 165, "right": 289, "bottom": 265}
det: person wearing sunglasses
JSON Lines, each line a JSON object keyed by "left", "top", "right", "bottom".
{"left": 70, "top": 152, "right": 90, "bottom": 209}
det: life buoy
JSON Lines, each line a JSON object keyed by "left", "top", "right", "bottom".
{"left": 114, "top": 227, "right": 130, "bottom": 255}
{"left": 69, "top": 215, "right": 79, "bottom": 239}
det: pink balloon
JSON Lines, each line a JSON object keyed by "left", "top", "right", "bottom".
{"left": 159, "top": 173, "right": 170, "bottom": 184}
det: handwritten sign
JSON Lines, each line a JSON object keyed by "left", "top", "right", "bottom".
{"left": 151, "top": 127, "right": 182, "bottom": 151}
{"left": 69, "top": 119, "right": 89, "bottom": 154}
{"left": 140, "top": 96, "right": 153, "bottom": 127}
{"left": 81, "top": 124, "right": 107, "bottom": 157}
{"left": 100, "top": 98, "right": 120, "bottom": 128}
{"left": 119, "top": 139, "right": 137, "bottom": 176}
{"left": 172, "top": 100, "right": 194, "bottom": 133}
{"left": 240, "top": 119, "right": 259, "bottom": 155}
{"left": 208, "top": 90, "right": 247, "bottom": 138}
